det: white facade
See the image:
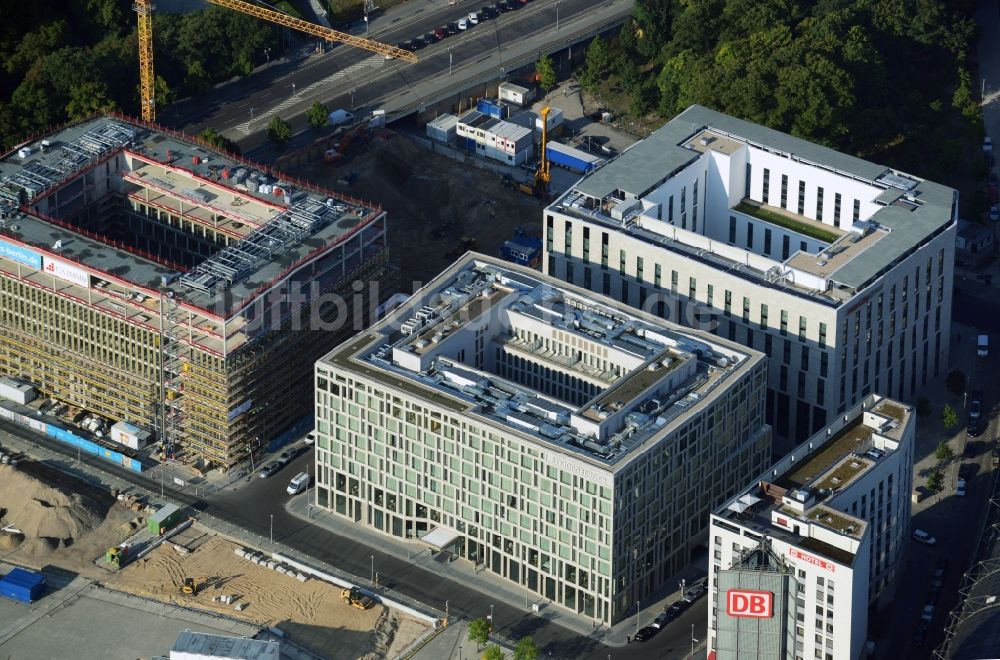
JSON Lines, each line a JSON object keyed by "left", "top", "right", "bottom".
{"left": 456, "top": 111, "right": 534, "bottom": 165}
{"left": 314, "top": 254, "right": 771, "bottom": 624}
{"left": 543, "top": 105, "right": 956, "bottom": 448}
{"left": 707, "top": 394, "right": 914, "bottom": 660}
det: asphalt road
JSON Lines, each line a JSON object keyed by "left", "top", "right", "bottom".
{"left": 0, "top": 419, "right": 705, "bottom": 659}
{"left": 163, "top": 0, "right": 623, "bottom": 149}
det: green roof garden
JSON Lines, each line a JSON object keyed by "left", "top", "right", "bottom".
{"left": 734, "top": 201, "right": 841, "bottom": 244}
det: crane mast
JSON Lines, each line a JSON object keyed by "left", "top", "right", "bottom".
{"left": 134, "top": 0, "right": 418, "bottom": 124}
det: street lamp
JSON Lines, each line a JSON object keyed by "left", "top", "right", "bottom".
{"left": 370, "top": 554, "right": 375, "bottom": 584}
{"left": 691, "top": 623, "right": 699, "bottom": 657}
{"left": 449, "top": 47, "right": 454, "bottom": 76}
{"left": 364, "top": 13, "right": 369, "bottom": 36}
{"left": 246, "top": 442, "right": 255, "bottom": 473}
{"left": 489, "top": 604, "right": 494, "bottom": 632}
{"left": 635, "top": 600, "right": 640, "bottom": 638}
{"left": 269, "top": 513, "right": 273, "bottom": 546}
{"left": 264, "top": 47, "right": 271, "bottom": 63}
{"left": 556, "top": 0, "right": 561, "bottom": 30}
{"left": 350, "top": 88, "right": 356, "bottom": 110}
{"left": 291, "top": 82, "right": 296, "bottom": 96}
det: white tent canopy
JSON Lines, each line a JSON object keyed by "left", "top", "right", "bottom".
{"left": 422, "top": 526, "right": 461, "bottom": 550}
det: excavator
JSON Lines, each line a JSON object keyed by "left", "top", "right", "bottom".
{"left": 133, "top": 0, "right": 418, "bottom": 122}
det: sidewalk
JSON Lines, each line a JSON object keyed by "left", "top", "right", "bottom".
{"left": 285, "top": 494, "right": 706, "bottom": 648}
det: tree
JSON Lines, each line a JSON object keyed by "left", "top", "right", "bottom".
{"left": 945, "top": 370, "right": 967, "bottom": 395}
{"left": 66, "top": 81, "right": 118, "bottom": 121}
{"left": 935, "top": 440, "right": 954, "bottom": 461}
{"left": 307, "top": 101, "right": 329, "bottom": 129}
{"left": 941, "top": 404, "right": 958, "bottom": 430}
{"left": 482, "top": 645, "right": 505, "bottom": 660}
{"left": 468, "top": 617, "right": 491, "bottom": 649}
{"left": 513, "top": 636, "right": 539, "bottom": 660}
{"left": 198, "top": 128, "right": 242, "bottom": 155}
{"left": 927, "top": 470, "right": 943, "bottom": 492}
{"left": 580, "top": 36, "right": 610, "bottom": 91}
{"left": 917, "top": 397, "right": 930, "bottom": 417}
{"left": 536, "top": 55, "right": 557, "bottom": 92}
{"left": 267, "top": 115, "right": 291, "bottom": 144}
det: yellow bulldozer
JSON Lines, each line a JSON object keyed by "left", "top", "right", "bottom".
{"left": 341, "top": 586, "right": 375, "bottom": 610}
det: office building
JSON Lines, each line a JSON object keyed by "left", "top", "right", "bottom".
{"left": 544, "top": 105, "right": 955, "bottom": 447}
{"left": 707, "top": 394, "right": 914, "bottom": 660}
{"left": 456, "top": 111, "right": 534, "bottom": 165}
{"left": 314, "top": 254, "right": 770, "bottom": 623}
{"left": 0, "top": 116, "right": 387, "bottom": 467}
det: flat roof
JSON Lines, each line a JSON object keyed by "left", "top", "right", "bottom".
{"left": 0, "top": 116, "right": 382, "bottom": 316}
{"left": 171, "top": 630, "right": 279, "bottom": 660}
{"left": 568, "top": 105, "right": 956, "bottom": 291}
{"left": 321, "top": 253, "right": 761, "bottom": 470}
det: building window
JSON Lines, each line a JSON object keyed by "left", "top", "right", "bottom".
{"left": 668, "top": 195, "right": 674, "bottom": 223}
{"left": 582, "top": 226, "right": 590, "bottom": 263}
{"left": 764, "top": 228, "right": 772, "bottom": 254}
{"left": 690, "top": 277, "right": 697, "bottom": 300}
{"left": 782, "top": 235, "right": 790, "bottom": 260}
{"left": 729, "top": 216, "right": 737, "bottom": 243}
{"left": 780, "top": 310, "right": 788, "bottom": 335}
{"left": 546, "top": 215, "right": 554, "bottom": 252}
{"left": 799, "top": 316, "right": 807, "bottom": 340}
{"left": 763, "top": 168, "right": 771, "bottom": 203}
{"left": 760, "top": 304, "right": 769, "bottom": 329}
{"left": 853, "top": 199, "right": 861, "bottom": 223}
{"left": 636, "top": 257, "right": 644, "bottom": 281}
{"left": 820, "top": 352, "right": 828, "bottom": 377}
{"left": 745, "top": 163, "right": 752, "bottom": 199}
{"left": 834, "top": 193, "right": 842, "bottom": 227}
{"left": 742, "top": 297, "right": 750, "bottom": 321}
{"left": 802, "top": 346, "right": 810, "bottom": 370}
{"left": 707, "top": 284, "right": 714, "bottom": 306}
{"left": 798, "top": 180, "right": 806, "bottom": 215}
{"left": 654, "top": 263, "right": 662, "bottom": 289}
{"left": 747, "top": 224, "right": 754, "bottom": 250}
{"left": 601, "top": 232, "right": 609, "bottom": 268}
{"left": 564, "top": 220, "right": 572, "bottom": 255}
{"left": 619, "top": 250, "right": 626, "bottom": 275}
{"left": 681, "top": 186, "right": 686, "bottom": 213}
{"left": 724, "top": 291, "right": 732, "bottom": 316}
{"left": 780, "top": 174, "right": 788, "bottom": 208}
{"left": 671, "top": 270, "right": 678, "bottom": 291}
{"left": 816, "top": 187, "right": 824, "bottom": 221}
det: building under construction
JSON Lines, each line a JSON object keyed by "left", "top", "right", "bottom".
{"left": 0, "top": 115, "right": 388, "bottom": 468}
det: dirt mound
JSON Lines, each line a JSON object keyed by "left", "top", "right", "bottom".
{"left": 0, "top": 463, "right": 110, "bottom": 545}
{"left": 0, "top": 531, "right": 24, "bottom": 549}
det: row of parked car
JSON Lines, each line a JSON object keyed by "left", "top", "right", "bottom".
{"left": 395, "top": 0, "right": 532, "bottom": 52}
{"left": 633, "top": 583, "right": 707, "bottom": 642}
{"left": 913, "top": 555, "right": 949, "bottom": 647}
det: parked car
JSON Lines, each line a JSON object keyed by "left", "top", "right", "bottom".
{"left": 957, "top": 479, "right": 967, "bottom": 497}
{"left": 434, "top": 27, "right": 447, "bottom": 40}
{"left": 913, "top": 621, "right": 928, "bottom": 647}
{"left": 682, "top": 584, "right": 707, "bottom": 603}
{"left": 633, "top": 625, "right": 659, "bottom": 642}
{"left": 667, "top": 599, "right": 690, "bottom": 616}
{"left": 468, "top": 11, "right": 480, "bottom": 24}
{"left": 989, "top": 173, "right": 999, "bottom": 204}
{"left": 457, "top": 17, "right": 469, "bottom": 29}
{"left": 921, "top": 604, "right": 935, "bottom": 622}
{"left": 446, "top": 21, "right": 459, "bottom": 34}
{"left": 304, "top": 432, "right": 315, "bottom": 446}
{"left": 653, "top": 611, "right": 673, "bottom": 627}
{"left": 969, "top": 415, "right": 983, "bottom": 437}
{"left": 912, "top": 529, "right": 937, "bottom": 545}
{"left": 258, "top": 463, "right": 278, "bottom": 479}
{"left": 991, "top": 205, "right": 999, "bottom": 222}
{"left": 932, "top": 566, "right": 946, "bottom": 588}
{"left": 985, "top": 136, "right": 994, "bottom": 153}
{"left": 481, "top": 6, "right": 497, "bottom": 18}
{"left": 286, "top": 471, "right": 311, "bottom": 495}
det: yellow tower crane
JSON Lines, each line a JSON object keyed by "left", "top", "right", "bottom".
{"left": 534, "top": 106, "right": 551, "bottom": 197}
{"left": 133, "top": 0, "right": 418, "bottom": 122}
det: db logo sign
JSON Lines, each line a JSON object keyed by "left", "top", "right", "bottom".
{"left": 726, "top": 589, "right": 773, "bottom": 618}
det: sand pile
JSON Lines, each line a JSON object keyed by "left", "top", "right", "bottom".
{"left": 0, "top": 463, "right": 109, "bottom": 547}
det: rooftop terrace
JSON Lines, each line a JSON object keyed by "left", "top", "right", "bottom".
{"left": 323, "top": 254, "right": 758, "bottom": 468}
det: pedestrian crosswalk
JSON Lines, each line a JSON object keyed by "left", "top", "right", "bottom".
{"left": 234, "top": 55, "right": 384, "bottom": 135}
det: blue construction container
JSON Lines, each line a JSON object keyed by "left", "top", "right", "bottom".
{"left": 0, "top": 568, "right": 45, "bottom": 604}
{"left": 500, "top": 234, "right": 542, "bottom": 267}
{"left": 476, "top": 98, "right": 508, "bottom": 120}
{"left": 546, "top": 142, "right": 604, "bottom": 174}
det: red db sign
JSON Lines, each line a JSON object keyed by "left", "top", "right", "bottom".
{"left": 726, "top": 589, "right": 773, "bottom": 618}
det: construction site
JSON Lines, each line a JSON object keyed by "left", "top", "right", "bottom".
{"left": 0, "top": 116, "right": 388, "bottom": 469}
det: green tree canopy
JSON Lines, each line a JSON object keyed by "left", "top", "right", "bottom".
{"left": 468, "top": 617, "right": 491, "bottom": 648}
{"left": 935, "top": 440, "right": 954, "bottom": 461}
{"left": 307, "top": 101, "right": 330, "bottom": 129}
{"left": 267, "top": 115, "right": 291, "bottom": 144}
{"left": 941, "top": 404, "right": 958, "bottom": 430}
{"left": 536, "top": 55, "right": 557, "bottom": 92}
{"left": 513, "top": 636, "right": 539, "bottom": 660}
{"left": 482, "top": 645, "right": 505, "bottom": 660}
{"left": 198, "top": 127, "right": 242, "bottom": 155}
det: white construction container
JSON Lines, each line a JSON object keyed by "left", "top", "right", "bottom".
{"left": 16, "top": 147, "right": 32, "bottom": 159}
{"left": 534, "top": 107, "right": 564, "bottom": 133}
{"left": 426, "top": 114, "right": 458, "bottom": 143}
{"left": 498, "top": 82, "right": 534, "bottom": 106}
{"left": 111, "top": 421, "right": 152, "bottom": 450}
{"left": 0, "top": 378, "right": 36, "bottom": 405}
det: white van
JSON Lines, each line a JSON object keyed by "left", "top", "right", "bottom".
{"left": 978, "top": 334, "right": 989, "bottom": 357}
{"left": 286, "top": 471, "right": 311, "bottom": 495}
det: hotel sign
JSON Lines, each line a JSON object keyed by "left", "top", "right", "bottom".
{"left": 544, "top": 452, "right": 612, "bottom": 487}
{"left": 789, "top": 547, "right": 835, "bottom": 572}
{"left": 43, "top": 256, "right": 90, "bottom": 288}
